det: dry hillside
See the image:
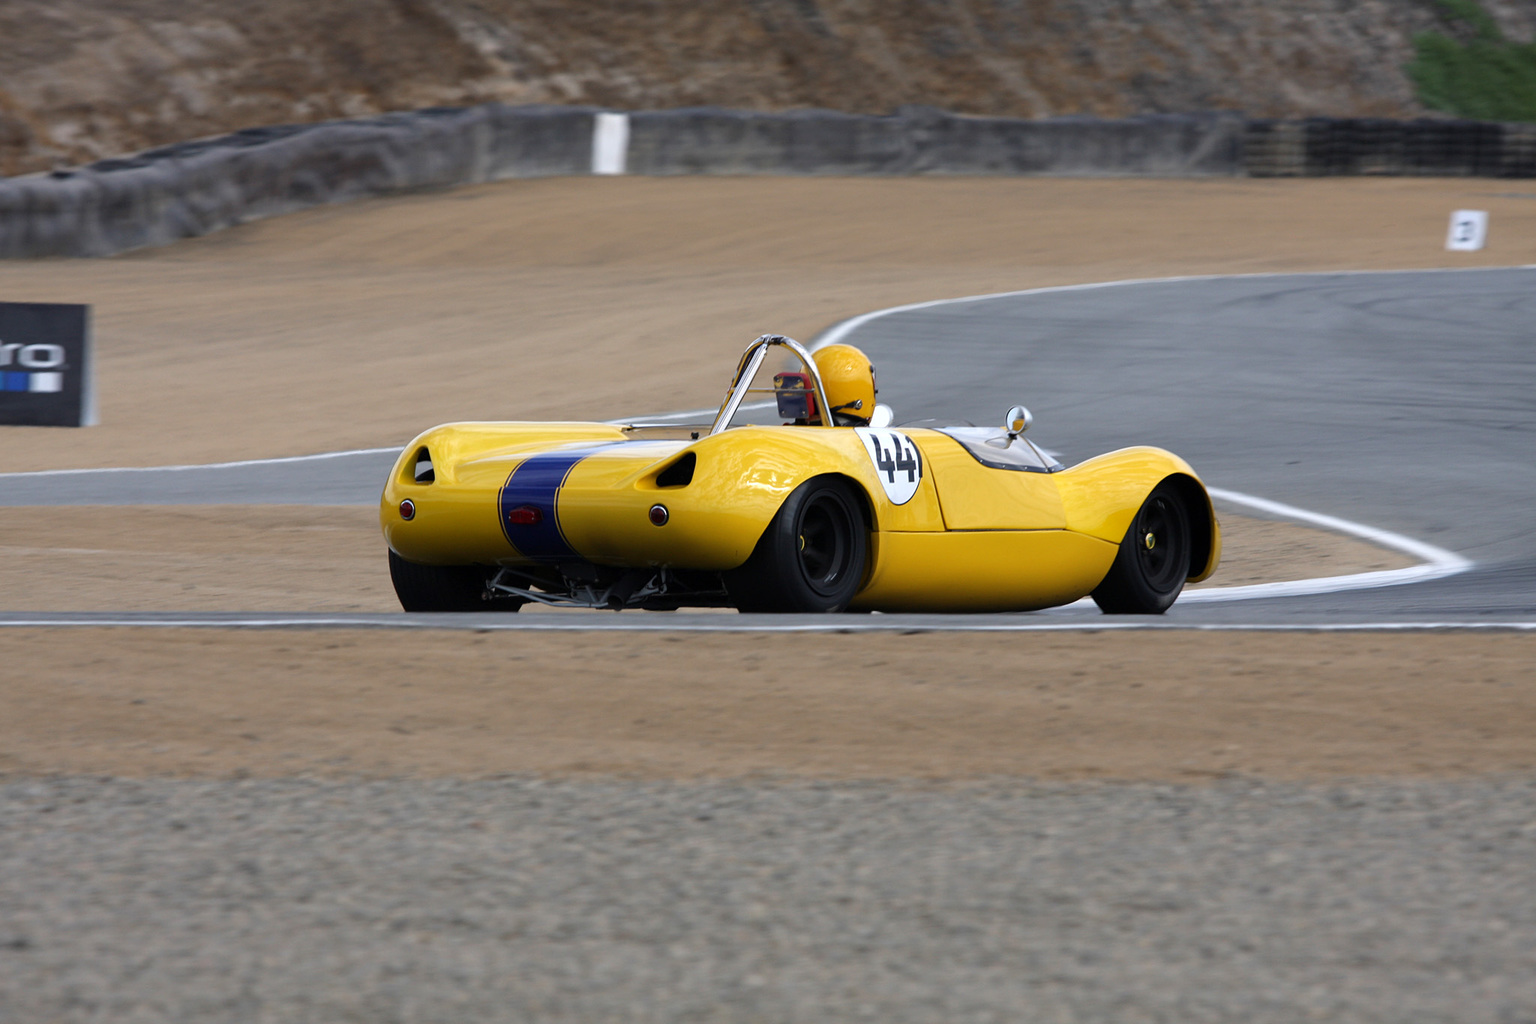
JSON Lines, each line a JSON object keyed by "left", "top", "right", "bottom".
{"left": 3, "top": 0, "right": 1535, "bottom": 177}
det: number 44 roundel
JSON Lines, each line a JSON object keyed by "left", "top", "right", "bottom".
{"left": 854, "top": 428, "right": 923, "bottom": 505}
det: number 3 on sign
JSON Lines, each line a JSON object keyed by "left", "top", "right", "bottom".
{"left": 1446, "top": 210, "right": 1488, "bottom": 252}
{"left": 855, "top": 428, "right": 923, "bottom": 505}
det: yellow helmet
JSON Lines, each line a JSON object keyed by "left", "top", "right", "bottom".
{"left": 812, "top": 344, "right": 876, "bottom": 426}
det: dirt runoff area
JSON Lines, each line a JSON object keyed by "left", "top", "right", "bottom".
{"left": 2, "top": 629, "right": 1534, "bottom": 782}
{"left": 2, "top": 175, "right": 1532, "bottom": 783}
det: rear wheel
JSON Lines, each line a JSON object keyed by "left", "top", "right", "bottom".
{"left": 388, "top": 550, "right": 513, "bottom": 612}
{"left": 728, "top": 478, "right": 868, "bottom": 613}
{"left": 1091, "top": 482, "right": 1192, "bottom": 615}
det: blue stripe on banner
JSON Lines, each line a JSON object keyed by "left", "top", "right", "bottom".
{"left": 2, "top": 373, "right": 28, "bottom": 392}
{"left": 498, "top": 446, "right": 621, "bottom": 561}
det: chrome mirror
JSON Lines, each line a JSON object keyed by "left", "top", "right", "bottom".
{"left": 1005, "top": 405, "right": 1032, "bottom": 439}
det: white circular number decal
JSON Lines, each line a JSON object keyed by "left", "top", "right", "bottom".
{"left": 855, "top": 428, "right": 922, "bottom": 505}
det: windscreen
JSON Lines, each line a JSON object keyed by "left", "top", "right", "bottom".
{"left": 936, "top": 427, "right": 1063, "bottom": 473}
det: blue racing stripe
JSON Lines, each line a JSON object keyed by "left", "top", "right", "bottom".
{"left": 498, "top": 446, "right": 619, "bottom": 561}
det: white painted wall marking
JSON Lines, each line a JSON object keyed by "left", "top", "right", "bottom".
{"left": 591, "top": 112, "right": 630, "bottom": 176}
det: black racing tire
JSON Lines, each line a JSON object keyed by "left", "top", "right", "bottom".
{"left": 1091, "top": 481, "right": 1192, "bottom": 615}
{"left": 388, "top": 550, "right": 513, "bottom": 612}
{"left": 727, "top": 477, "right": 868, "bottom": 613}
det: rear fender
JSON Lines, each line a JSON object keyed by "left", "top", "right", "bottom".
{"left": 1055, "top": 446, "right": 1221, "bottom": 582}
{"left": 1164, "top": 472, "right": 1221, "bottom": 583}
{"left": 383, "top": 422, "right": 630, "bottom": 565}
{"left": 558, "top": 429, "right": 902, "bottom": 572}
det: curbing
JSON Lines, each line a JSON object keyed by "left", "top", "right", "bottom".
{"left": 2, "top": 104, "right": 1534, "bottom": 258}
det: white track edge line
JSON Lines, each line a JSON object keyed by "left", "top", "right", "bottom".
{"left": 0, "top": 617, "right": 1532, "bottom": 632}
{"left": 1178, "top": 487, "right": 1473, "bottom": 602}
{"left": 810, "top": 265, "right": 1536, "bottom": 351}
{"left": 630, "top": 268, "right": 1536, "bottom": 423}
{"left": 0, "top": 447, "right": 400, "bottom": 478}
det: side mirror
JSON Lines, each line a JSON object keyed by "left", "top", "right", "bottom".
{"left": 869, "top": 404, "right": 894, "bottom": 428}
{"left": 1005, "top": 405, "right": 1032, "bottom": 439}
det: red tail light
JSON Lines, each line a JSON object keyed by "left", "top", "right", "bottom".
{"left": 507, "top": 505, "right": 543, "bottom": 525}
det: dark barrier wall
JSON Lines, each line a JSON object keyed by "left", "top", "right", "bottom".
{"left": 0, "top": 105, "right": 597, "bottom": 259}
{"left": 2, "top": 105, "right": 1533, "bottom": 259}
{"left": 625, "top": 108, "right": 1245, "bottom": 177}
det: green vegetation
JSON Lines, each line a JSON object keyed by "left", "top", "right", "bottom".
{"left": 1406, "top": 0, "right": 1536, "bottom": 121}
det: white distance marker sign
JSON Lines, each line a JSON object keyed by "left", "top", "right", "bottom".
{"left": 855, "top": 427, "right": 923, "bottom": 505}
{"left": 1446, "top": 209, "right": 1489, "bottom": 252}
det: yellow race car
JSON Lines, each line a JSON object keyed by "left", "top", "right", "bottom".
{"left": 381, "top": 334, "right": 1219, "bottom": 614}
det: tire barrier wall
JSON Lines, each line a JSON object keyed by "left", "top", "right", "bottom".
{"left": 1246, "top": 118, "right": 1536, "bottom": 178}
{"left": 2, "top": 105, "right": 1533, "bottom": 258}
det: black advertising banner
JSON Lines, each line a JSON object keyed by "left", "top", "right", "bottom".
{"left": 0, "top": 302, "right": 93, "bottom": 427}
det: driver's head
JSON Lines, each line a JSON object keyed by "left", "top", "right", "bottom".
{"left": 813, "top": 344, "right": 876, "bottom": 426}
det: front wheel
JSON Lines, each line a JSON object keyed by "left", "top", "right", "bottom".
{"left": 727, "top": 478, "right": 868, "bottom": 613}
{"left": 388, "top": 550, "right": 515, "bottom": 612}
{"left": 1091, "top": 482, "right": 1192, "bottom": 615}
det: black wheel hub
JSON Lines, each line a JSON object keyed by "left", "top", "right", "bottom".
{"left": 796, "top": 495, "right": 854, "bottom": 596}
{"left": 1134, "top": 495, "right": 1188, "bottom": 594}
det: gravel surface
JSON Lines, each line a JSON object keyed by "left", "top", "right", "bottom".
{"left": 3, "top": 775, "right": 1535, "bottom": 1023}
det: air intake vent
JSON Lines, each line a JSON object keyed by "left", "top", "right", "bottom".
{"left": 655, "top": 452, "right": 695, "bottom": 488}
{"left": 412, "top": 447, "right": 435, "bottom": 484}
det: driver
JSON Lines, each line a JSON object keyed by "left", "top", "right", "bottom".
{"left": 774, "top": 343, "right": 877, "bottom": 427}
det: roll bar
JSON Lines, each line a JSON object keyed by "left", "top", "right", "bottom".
{"left": 708, "top": 334, "right": 834, "bottom": 436}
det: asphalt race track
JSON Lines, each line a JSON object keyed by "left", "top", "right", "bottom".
{"left": 7, "top": 267, "right": 1536, "bottom": 1024}
{"left": 3, "top": 267, "right": 1533, "bottom": 628}
{"left": 823, "top": 266, "right": 1536, "bottom": 627}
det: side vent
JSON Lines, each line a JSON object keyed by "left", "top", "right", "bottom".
{"left": 412, "top": 447, "right": 435, "bottom": 484}
{"left": 655, "top": 452, "right": 695, "bottom": 488}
